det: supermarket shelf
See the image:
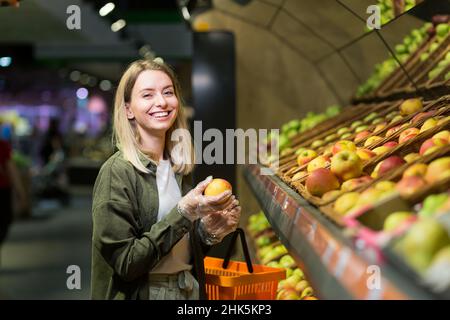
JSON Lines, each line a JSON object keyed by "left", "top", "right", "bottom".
{"left": 243, "top": 164, "right": 437, "bottom": 300}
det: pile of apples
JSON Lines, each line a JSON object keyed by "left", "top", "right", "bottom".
{"left": 332, "top": 136, "right": 450, "bottom": 217}
{"left": 428, "top": 52, "right": 450, "bottom": 81}
{"left": 276, "top": 262, "right": 316, "bottom": 300}
{"left": 420, "top": 23, "right": 450, "bottom": 62}
{"left": 295, "top": 99, "right": 450, "bottom": 202}
{"left": 269, "top": 104, "right": 342, "bottom": 155}
{"left": 357, "top": 22, "right": 431, "bottom": 97}
{"left": 247, "top": 211, "right": 318, "bottom": 300}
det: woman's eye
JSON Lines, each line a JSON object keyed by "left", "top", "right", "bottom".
{"left": 164, "top": 91, "right": 174, "bottom": 96}
{"left": 143, "top": 93, "right": 152, "bottom": 98}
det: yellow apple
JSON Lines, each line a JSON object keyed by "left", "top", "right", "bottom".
{"left": 204, "top": 178, "right": 232, "bottom": 196}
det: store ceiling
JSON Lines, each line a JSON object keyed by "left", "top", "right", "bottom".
{"left": 0, "top": 0, "right": 445, "bottom": 84}
{"left": 0, "top": 0, "right": 190, "bottom": 81}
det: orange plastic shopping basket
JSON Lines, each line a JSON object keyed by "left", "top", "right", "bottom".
{"left": 204, "top": 228, "right": 286, "bottom": 300}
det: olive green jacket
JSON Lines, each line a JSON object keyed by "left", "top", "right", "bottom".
{"left": 91, "top": 151, "right": 209, "bottom": 300}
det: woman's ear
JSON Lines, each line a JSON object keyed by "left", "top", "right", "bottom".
{"left": 125, "top": 103, "right": 135, "bottom": 120}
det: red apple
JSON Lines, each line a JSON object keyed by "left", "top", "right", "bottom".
{"left": 411, "top": 111, "right": 435, "bottom": 124}
{"left": 354, "top": 130, "right": 371, "bottom": 142}
{"left": 383, "top": 141, "right": 398, "bottom": 148}
{"left": 341, "top": 175, "right": 373, "bottom": 192}
{"left": 297, "top": 149, "right": 318, "bottom": 166}
{"left": 399, "top": 128, "right": 420, "bottom": 143}
{"left": 307, "top": 155, "right": 331, "bottom": 173}
{"left": 305, "top": 168, "right": 340, "bottom": 197}
{"left": 385, "top": 125, "right": 403, "bottom": 137}
{"left": 419, "top": 138, "right": 448, "bottom": 156}
{"left": 378, "top": 156, "right": 407, "bottom": 176}
{"left": 396, "top": 176, "right": 427, "bottom": 197}
{"left": 356, "top": 148, "right": 377, "bottom": 162}
{"left": 331, "top": 151, "right": 363, "bottom": 181}
{"left": 331, "top": 140, "right": 356, "bottom": 155}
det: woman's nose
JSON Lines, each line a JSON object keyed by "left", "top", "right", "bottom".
{"left": 155, "top": 93, "right": 168, "bottom": 108}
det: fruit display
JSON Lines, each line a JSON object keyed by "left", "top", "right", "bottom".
{"left": 246, "top": 211, "right": 318, "bottom": 300}
{"left": 245, "top": 16, "right": 450, "bottom": 299}
{"left": 356, "top": 18, "right": 450, "bottom": 99}
{"left": 365, "top": 0, "right": 419, "bottom": 33}
{"left": 357, "top": 22, "right": 432, "bottom": 97}
{"left": 268, "top": 104, "right": 342, "bottom": 154}
{"left": 247, "top": 94, "right": 450, "bottom": 298}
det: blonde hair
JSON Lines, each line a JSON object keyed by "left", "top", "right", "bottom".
{"left": 113, "top": 59, "right": 195, "bottom": 175}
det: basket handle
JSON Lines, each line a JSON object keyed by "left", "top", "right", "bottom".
{"left": 222, "top": 228, "right": 254, "bottom": 273}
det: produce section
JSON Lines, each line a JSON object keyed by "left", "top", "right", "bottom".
{"left": 244, "top": 12, "right": 450, "bottom": 299}
{"left": 247, "top": 211, "right": 318, "bottom": 300}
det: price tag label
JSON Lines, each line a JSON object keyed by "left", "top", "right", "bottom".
{"left": 321, "top": 240, "right": 336, "bottom": 266}
{"left": 307, "top": 221, "right": 317, "bottom": 242}
{"left": 334, "top": 248, "right": 351, "bottom": 279}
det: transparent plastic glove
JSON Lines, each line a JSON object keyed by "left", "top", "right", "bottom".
{"left": 177, "top": 176, "right": 233, "bottom": 221}
{"left": 199, "top": 199, "right": 241, "bottom": 245}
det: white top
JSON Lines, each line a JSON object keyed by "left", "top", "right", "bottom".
{"left": 150, "top": 158, "right": 192, "bottom": 274}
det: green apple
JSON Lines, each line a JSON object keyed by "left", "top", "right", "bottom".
{"left": 418, "top": 193, "right": 449, "bottom": 218}
{"left": 383, "top": 211, "right": 414, "bottom": 232}
{"left": 279, "top": 255, "right": 296, "bottom": 269}
{"left": 396, "top": 219, "right": 450, "bottom": 272}
{"left": 310, "top": 139, "right": 325, "bottom": 149}
{"left": 350, "top": 120, "right": 363, "bottom": 129}
{"left": 364, "top": 112, "right": 378, "bottom": 123}
{"left": 337, "top": 127, "right": 350, "bottom": 135}
{"left": 355, "top": 125, "right": 369, "bottom": 133}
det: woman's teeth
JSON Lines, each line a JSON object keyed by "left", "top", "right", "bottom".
{"left": 151, "top": 111, "right": 170, "bottom": 118}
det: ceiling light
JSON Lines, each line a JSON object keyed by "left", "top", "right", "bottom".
{"left": 111, "top": 19, "right": 126, "bottom": 32}
{"left": 99, "top": 80, "right": 112, "bottom": 91}
{"left": 0, "top": 57, "right": 12, "bottom": 67}
{"left": 99, "top": 2, "right": 115, "bottom": 16}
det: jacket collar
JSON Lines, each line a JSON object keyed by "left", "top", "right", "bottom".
{"left": 137, "top": 151, "right": 157, "bottom": 173}
{"left": 137, "top": 151, "right": 183, "bottom": 185}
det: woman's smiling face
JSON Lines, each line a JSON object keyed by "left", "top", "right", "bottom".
{"left": 126, "top": 69, "right": 179, "bottom": 135}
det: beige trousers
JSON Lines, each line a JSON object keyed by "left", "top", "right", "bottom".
{"left": 148, "top": 270, "right": 199, "bottom": 300}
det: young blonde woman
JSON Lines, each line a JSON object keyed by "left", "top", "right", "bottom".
{"left": 91, "top": 59, "right": 241, "bottom": 300}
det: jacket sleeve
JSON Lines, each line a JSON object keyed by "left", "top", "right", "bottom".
{"left": 92, "top": 159, "right": 192, "bottom": 282}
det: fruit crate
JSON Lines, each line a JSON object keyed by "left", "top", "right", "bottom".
{"left": 374, "top": 34, "right": 438, "bottom": 98}
{"left": 321, "top": 110, "right": 450, "bottom": 209}
{"left": 277, "top": 101, "right": 403, "bottom": 176}
{"left": 277, "top": 102, "right": 388, "bottom": 166}
{"left": 288, "top": 104, "right": 362, "bottom": 147}
{"left": 292, "top": 99, "right": 450, "bottom": 209}
{"left": 406, "top": 35, "right": 450, "bottom": 89}
{"left": 281, "top": 97, "right": 448, "bottom": 196}
{"left": 340, "top": 144, "right": 450, "bottom": 238}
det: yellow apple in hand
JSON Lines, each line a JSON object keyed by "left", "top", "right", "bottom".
{"left": 204, "top": 178, "right": 232, "bottom": 196}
